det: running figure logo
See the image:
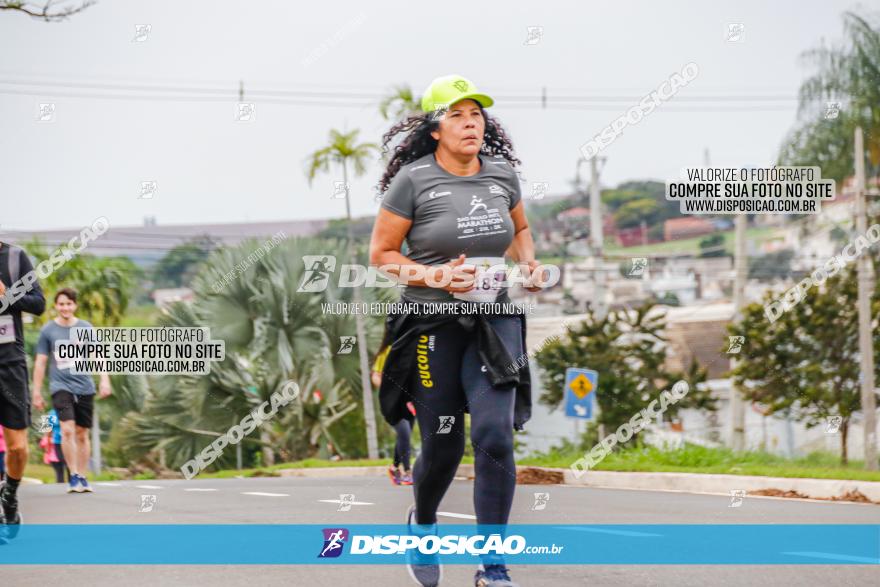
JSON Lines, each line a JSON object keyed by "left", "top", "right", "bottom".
{"left": 298, "top": 256, "right": 337, "bottom": 292}
{"left": 436, "top": 416, "right": 455, "bottom": 434}
{"left": 727, "top": 336, "right": 745, "bottom": 354}
{"left": 825, "top": 416, "right": 843, "bottom": 434}
{"left": 337, "top": 494, "right": 355, "bottom": 512}
{"left": 728, "top": 490, "right": 746, "bottom": 508}
{"left": 467, "top": 195, "right": 489, "bottom": 216}
{"left": 337, "top": 336, "right": 356, "bottom": 355}
{"left": 36, "top": 414, "right": 56, "bottom": 433}
{"left": 628, "top": 258, "right": 648, "bottom": 276}
{"left": 531, "top": 492, "right": 550, "bottom": 511}
{"left": 138, "top": 495, "right": 158, "bottom": 513}
{"left": 318, "top": 528, "right": 349, "bottom": 558}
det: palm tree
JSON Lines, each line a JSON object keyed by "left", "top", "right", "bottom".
{"left": 780, "top": 11, "right": 880, "bottom": 181}
{"left": 119, "top": 237, "right": 392, "bottom": 470}
{"left": 305, "top": 129, "right": 382, "bottom": 459}
{"left": 379, "top": 84, "right": 420, "bottom": 121}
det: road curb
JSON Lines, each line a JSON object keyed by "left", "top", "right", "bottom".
{"left": 275, "top": 464, "right": 880, "bottom": 502}
{"left": 560, "top": 469, "right": 880, "bottom": 502}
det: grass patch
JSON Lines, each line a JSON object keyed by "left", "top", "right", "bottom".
{"left": 605, "top": 226, "right": 779, "bottom": 257}
{"left": 519, "top": 444, "right": 880, "bottom": 482}
{"left": 199, "top": 456, "right": 476, "bottom": 479}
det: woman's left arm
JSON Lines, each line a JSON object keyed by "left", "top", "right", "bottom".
{"left": 506, "top": 201, "right": 542, "bottom": 291}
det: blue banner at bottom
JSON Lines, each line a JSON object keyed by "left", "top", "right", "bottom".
{"left": 1, "top": 525, "right": 878, "bottom": 565}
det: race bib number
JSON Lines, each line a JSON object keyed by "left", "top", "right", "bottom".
{"left": 0, "top": 315, "right": 15, "bottom": 344}
{"left": 453, "top": 256, "right": 508, "bottom": 303}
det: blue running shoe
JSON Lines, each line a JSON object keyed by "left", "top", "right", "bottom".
{"left": 67, "top": 475, "right": 83, "bottom": 494}
{"left": 405, "top": 504, "right": 442, "bottom": 587}
{"left": 78, "top": 475, "right": 93, "bottom": 493}
{"left": 475, "top": 564, "right": 518, "bottom": 587}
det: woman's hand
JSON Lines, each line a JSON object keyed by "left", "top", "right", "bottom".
{"left": 434, "top": 255, "right": 476, "bottom": 293}
{"left": 519, "top": 260, "right": 546, "bottom": 292}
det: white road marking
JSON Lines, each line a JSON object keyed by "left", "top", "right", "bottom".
{"left": 243, "top": 492, "right": 289, "bottom": 497}
{"left": 782, "top": 551, "right": 880, "bottom": 564}
{"left": 318, "top": 499, "right": 373, "bottom": 506}
{"left": 135, "top": 485, "right": 162, "bottom": 489}
{"left": 184, "top": 488, "right": 218, "bottom": 492}
{"left": 95, "top": 482, "right": 122, "bottom": 487}
{"left": 437, "top": 511, "right": 477, "bottom": 520}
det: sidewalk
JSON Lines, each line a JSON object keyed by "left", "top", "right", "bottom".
{"left": 277, "top": 464, "right": 880, "bottom": 504}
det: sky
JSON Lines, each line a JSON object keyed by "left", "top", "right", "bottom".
{"left": 0, "top": 0, "right": 875, "bottom": 231}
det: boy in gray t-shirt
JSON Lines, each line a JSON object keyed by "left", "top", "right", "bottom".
{"left": 32, "top": 288, "right": 111, "bottom": 493}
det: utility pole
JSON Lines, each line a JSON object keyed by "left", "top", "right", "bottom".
{"left": 91, "top": 403, "right": 102, "bottom": 474}
{"left": 343, "top": 161, "right": 380, "bottom": 460}
{"left": 589, "top": 156, "right": 607, "bottom": 320}
{"left": 721, "top": 147, "right": 747, "bottom": 452}
{"left": 855, "top": 126, "right": 877, "bottom": 470}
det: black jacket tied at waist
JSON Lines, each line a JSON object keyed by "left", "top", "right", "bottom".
{"left": 377, "top": 297, "right": 532, "bottom": 432}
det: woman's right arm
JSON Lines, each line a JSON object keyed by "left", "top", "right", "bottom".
{"left": 369, "top": 208, "right": 474, "bottom": 292}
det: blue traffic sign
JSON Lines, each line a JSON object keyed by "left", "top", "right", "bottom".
{"left": 564, "top": 368, "right": 597, "bottom": 420}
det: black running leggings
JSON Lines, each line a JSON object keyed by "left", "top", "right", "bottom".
{"left": 409, "top": 316, "right": 522, "bottom": 527}
{"left": 393, "top": 418, "right": 412, "bottom": 471}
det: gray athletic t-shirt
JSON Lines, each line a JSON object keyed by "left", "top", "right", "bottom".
{"left": 36, "top": 318, "right": 96, "bottom": 396}
{"left": 380, "top": 153, "right": 523, "bottom": 302}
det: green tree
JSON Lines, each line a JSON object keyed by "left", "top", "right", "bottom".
{"left": 152, "top": 236, "right": 217, "bottom": 289}
{"left": 698, "top": 233, "right": 726, "bottom": 258}
{"left": 727, "top": 262, "right": 880, "bottom": 464}
{"left": 779, "top": 11, "right": 880, "bottom": 181}
{"left": 118, "top": 237, "right": 393, "bottom": 471}
{"left": 24, "top": 239, "right": 139, "bottom": 326}
{"left": 749, "top": 249, "right": 795, "bottom": 281}
{"left": 613, "top": 197, "right": 660, "bottom": 229}
{"left": 379, "top": 85, "right": 420, "bottom": 121}
{"left": 305, "top": 128, "right": 382, "bottom": 459}
{"left": 535, "top": 303, "right": 714, "bottom": 447}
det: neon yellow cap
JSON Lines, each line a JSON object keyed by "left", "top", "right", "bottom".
{"left": 420, "top": 74, "right": 494, "bottom": 113}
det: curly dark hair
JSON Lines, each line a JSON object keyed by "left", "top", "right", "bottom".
{"left": 377, "top": 107, "right": 521, "bottom": 193}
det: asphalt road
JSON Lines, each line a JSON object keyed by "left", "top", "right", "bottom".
{"left": 4, "top": 474, "right": 879, "bottom": 586}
